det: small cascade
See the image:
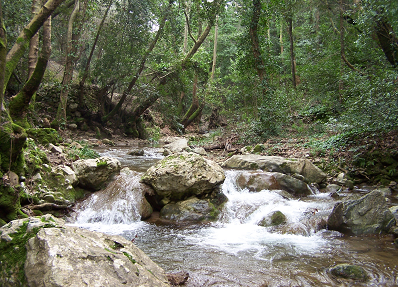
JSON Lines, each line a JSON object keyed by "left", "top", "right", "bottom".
{"left": 72, "top": 169, "right": 145, "bottom": 225}
{"left": 219, "top": 170, "right": 333, "bottom": 236}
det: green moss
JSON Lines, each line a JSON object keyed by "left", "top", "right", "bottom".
{"left": 26, "top": 128, "right": 61, "bottom": 146}
{"left": 0, "top": 221, "right": 35, "bottom": 285}
{"left": 252, "top": 144, "right": 265, "bottom": 154}
{"left": 123, "top": 252, "right": 137, "bottom": 264}
{"left": 96, "top": 159, "right": 108, "bottom": 167}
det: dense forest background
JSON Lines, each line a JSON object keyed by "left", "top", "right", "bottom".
{"left": 1, "top": 0, "right": 398, "bottom": 182}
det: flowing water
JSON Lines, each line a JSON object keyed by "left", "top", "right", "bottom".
{"left": 68, "top": 146, "right": 398, "bottom": 286}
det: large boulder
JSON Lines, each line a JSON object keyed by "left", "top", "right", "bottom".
{"left": 236, "top": 171, "right": 312, "bottom": 196}
{"left": 160, "top": 197, "right": 220, "bottom": 222}
{"left": 223, "top": 155, "right": 326, "bottom": 184}
{"left": 327, "top": 190, "right": 396, "bottom": 235}
{"left": 0, "top": 215, "right": 169, "bottom": 287}
{"left": 73, "top": 156, "right": 121, "bottom": 191}
{"left": 141, "top": 152, "right": 225, "bottom": 204}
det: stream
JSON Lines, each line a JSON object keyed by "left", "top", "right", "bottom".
{"left": 68, "top": 145, "right": 398, "bottom": 286}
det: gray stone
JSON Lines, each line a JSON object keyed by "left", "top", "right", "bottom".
{"left": 236, "top": 171, "right": 312, "bottom": 196}
{"left": 222, "top": 155, "right": 326, "bottom": 184}
{"left": 142, "top": 152, "right": 225, "bottom": 203}
{"left": 48, "top": 143, "right": 63, "bottom": 154}
{"left": 73, "top": 156, "right": 121, "bottom": 191}
{"left": 128, "top": 149, "right": 145, "bottom": 156}
{"left": 389, "top": 205, "right": 398, "bottom": 222}
{"left": 327, "top": 191, "right": 396, "bottom": 235}
{"left": 192, "top": 147, "right": 207, "bottom": 156}
{"left": 0, "top": 215, "right": 169, "bottom": 287}
{"left": 52, "top": 165, "right": 78, "bottom": 186}
{"left": 163, "top": 138, "right": 189, "bottom": 153}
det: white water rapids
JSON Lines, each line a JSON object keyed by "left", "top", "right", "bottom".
{"left": 68, "top": 147, "right": 398, "bottom": 286}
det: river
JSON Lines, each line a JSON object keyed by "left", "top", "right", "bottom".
{"left": 68, "top": 145, "right": 398, "bottom": 286}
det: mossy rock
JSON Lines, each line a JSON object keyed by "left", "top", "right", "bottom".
{"left": 0, "top": 185, "right": 22, "bottom": 223}
{"left": 271, "top": 211, "right": 287, "bottom": 226}
{"left": 26, "top": 128, "right": 61, "bottom": 146}
{"left": 0, "top": 215, "right": 62, "bottom": 285}
{"left": 330, "top": 264, "right": 368, "bottom": 281}
{"left": 24, "top": 138, "right": 50, "bottom": 176}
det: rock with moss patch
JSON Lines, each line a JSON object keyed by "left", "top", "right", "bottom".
{"left": 327, "top": 190, "right": 396, "bottom": 235}
{"left": 330, "top": 264, "right": 368, "bottom": 281}
{"left": 73, "top": 156, "right": 121, "bottom": 191}
{"left": 142, "top": 152, "right": 225, "bottom": 204}
{"left": 160, "top": 197, "right": 220, "bottom": 222}
{"left": 259, "top": 211, "right": 287, "bottom": 227}
{"left": 0, "top": 215, "right": 169, "bottom": 287}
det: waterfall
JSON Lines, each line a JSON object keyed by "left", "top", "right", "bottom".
{"left": 72, "top": 168, "right": 144, "bottom": 225}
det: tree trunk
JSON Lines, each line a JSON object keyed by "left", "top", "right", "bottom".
{"left": 5, "top": 0, "right": 66, "bottom": 91}
{"left": 54, "top": 0, "right": 80, "bottom": 127}
{"left": 375, "top": 18, "right": 398, "bottom": 67}
{"left": 78, "top": 0, "right": 112, "bottom": 106}
{"left": 287, "top": 13, "right": 296, "bottom": 88}
{"left": 339, "top": 0, "right": 344, "bottom": 97}
{"left": 28, "top": 0, "right": 42, "bottom": 78}
{"left": 9, "top": 15, "right": 52, "bottom": 128}
{"left": 0, "top": 1, "right": 6, "bottom": 122}
{"left": 249, "top": 0, "right": 266, "bottom": 84}
{"left": 183, "top": 103, "right": 203, "bottom": 129}
{"left": 101, "top": 2, "right": 172, "bottom": 123}
{"left": 211, "top": 16, "right": 218, "bottom": 81}
{"left": 181, "top": 73, "right": 199, "bottom": 126}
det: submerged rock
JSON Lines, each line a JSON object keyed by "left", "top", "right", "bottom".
{"left": 0, "top": 215, "right": 169, "bottom": 287}
{"left": 327, "top": 190, "right": 396, "bottom": 235}
{"left": 141, "top": 152, "right": 225, "bottom": 203}
{"left": 223, "top": 155, "right": 326, "bottom": 184}
{"left": 330, "top": 264, "right": 368, "bottom": 281}
{"left": 73, "top": 156, "right": 121, "bottom": 191}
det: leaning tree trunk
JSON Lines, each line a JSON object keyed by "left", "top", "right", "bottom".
{"left": 9, "top": 15, "right": 52, "bottom": 128}
{"left": 181, "top": 73, "right": 199, "bottom": 127}
{"left": 4, "top": 0, "right": 66, "bottom": 91}
{"left": 375, "top": 18, "right": 398, "bottom": 67}
{"left": 28, "top": 0, "right": 42, "bottom": 78}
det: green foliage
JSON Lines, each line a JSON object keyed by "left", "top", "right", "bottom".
{"left": 66, "top": 143, "right": 100, "bottom": 160}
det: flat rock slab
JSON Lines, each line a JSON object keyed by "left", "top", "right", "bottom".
{"left": 222, "top": 155, "right": 326, "bottom": 184}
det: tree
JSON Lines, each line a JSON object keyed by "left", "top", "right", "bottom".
{"left": 55, "top": 0, "right": 89, "bottom": 127}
